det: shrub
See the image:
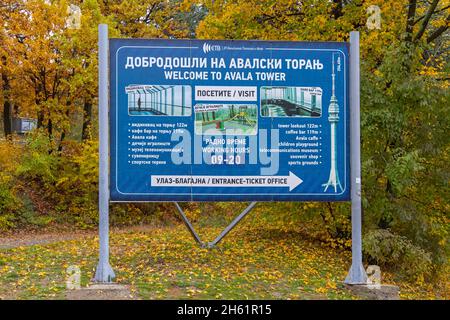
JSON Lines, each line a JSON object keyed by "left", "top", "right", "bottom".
{"left": 0, "top": 140, "right": 23, "bottom": 231}
{"left": 363, "top": 229, "right": 433, "bottom": 283}
{"left": 16, "top": 131, "right": 59, "bottom": 184}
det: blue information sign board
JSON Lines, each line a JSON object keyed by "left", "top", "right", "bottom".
{"left": 110, "top": 39, "right": 350, "bottom": 201}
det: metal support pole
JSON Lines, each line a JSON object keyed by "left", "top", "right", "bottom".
{"left": 94, "top": 24, "right": 115, "bottom": 283}
{"left": 174, "top": 202, "right": 204, "bottom": 246}
{"left": 345, "top": 31, "right": 368, "bottom": 285}
{"left": 208, "top": 202, "right": 257, "bottom": 247}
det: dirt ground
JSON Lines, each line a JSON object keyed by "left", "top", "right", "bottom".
{"left": 66, "top": 284, "right": 135, "bottom": 300}
{"left": 0, "top": 225, "right": 153, "bottom": 300}
{"left": 0, "top": 225, "right": 157, "bottom": 249}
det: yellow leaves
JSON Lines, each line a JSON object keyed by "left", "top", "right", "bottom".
{"left": 315, "top": 287, "right": 327, "bottom": 294}
{"left": 430, "top": 13, "right": 450, "bottom": 28}
{"left": 186, "top": 286, "right": 203, "bottom": 295}
{"left": 261, "top": 270, "right": 283, "bottom": 281}
{"left": 419, "top": 66, "right": 439, "bottom": 76}
{"left": 1, "top": 205, "right": 447, "bottom": 300}
{"left": 315, "top": 15, "right": 327, "bottom": 28}
{"left": 55, "top": 176, "right": 69, "bottom": 187}
{"left": 179, "top": 0, "right": 194, "bottom": 12}
{"left": 326, "top": 280, "right": 337, "bottom": 290}
{"left": 0, "top": 141, "right": 22, "bottom": 173}
{"left": 302, "top": 202, "right": 319, "bottom": 210}
{"left": 374, "top": 69, "right": 383, "bottom": 78}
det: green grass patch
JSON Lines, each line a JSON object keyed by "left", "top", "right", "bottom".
{"left": 0, "top": 207, "right": 446, "bottom": 299}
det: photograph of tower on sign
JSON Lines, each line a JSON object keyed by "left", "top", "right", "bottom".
{"left": 323, "top": 53, "right": 343, "bottom": 193}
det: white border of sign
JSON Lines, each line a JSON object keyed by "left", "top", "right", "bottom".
{"left": 113, "top": 46, "right": 348, "bottom": 197}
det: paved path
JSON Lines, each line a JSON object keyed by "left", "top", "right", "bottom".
{"left": 0, "top": 225, "right": 157, "bottom": 249}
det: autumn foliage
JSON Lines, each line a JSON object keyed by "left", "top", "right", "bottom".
{"left": 0, "top": 0, "right": 449, "bottom": 294}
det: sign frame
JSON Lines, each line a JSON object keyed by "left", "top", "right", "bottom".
{"left": 109, "top": 38, "right": 351, "bottom": 202}
{"left": 93, "top": 24, "right": 367, "bottom": 285}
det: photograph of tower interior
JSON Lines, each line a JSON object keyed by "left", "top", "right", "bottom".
{"left": 195, "top": 104, "right": 258, "bottom": 135}
{"left": 125, "top": 85, "right": 192, "bottom": 116}
{"left": 261, "top": 87, "right": 322, "bottom": 117}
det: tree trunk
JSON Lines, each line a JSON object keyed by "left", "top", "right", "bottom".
{"left": 58, "top": 131, "right": 65, "bottom": 152}
{"left": 47, "top": 117, "right": 53, "bottom": 138}
{"left": 81, "top": 98, "right": 92, "bottom": 141}
{"left": 1, "top": 56, "right": 12, "bottom": 138}
{"left": 2, "top": 87, "right": 12, "bottom": 138}
{"left": 58, "top": 100, "right": 71, "bottom": 152}
{"left": 405, "top": 0, "right": 417, "bottom": 42}
{"left": 37, "top": 110, "right": 44, "bottom": 128}
{"left": 331, "top": 0, "right": 343, "bottom": 19}
{"left": 36, "top": 84, "right": 45, "bottom": 129}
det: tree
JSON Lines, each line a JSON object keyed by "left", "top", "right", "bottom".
{"left": 188, "top": 0, "right": 450, "bottom": 280}
{"left": 100, "top": 0, "right": 203, "bottom": 38}
{"left": 0, "top": 0, "right": 28, "bottom": 138}
{"left": 59, "top": 0, "right": 116, "bottom": 141}
{"left": 1, "top": 0, "right": 70, "bottom": 147}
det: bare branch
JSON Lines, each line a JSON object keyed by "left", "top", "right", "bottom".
{"left": 414, "top": 0, "right": 440, "bottom": 41}
{"left": 427, "top": 14, "right": 450, "bottom": 43}
{"left": 413, "top": 4, "right": 450, "bottom": 25}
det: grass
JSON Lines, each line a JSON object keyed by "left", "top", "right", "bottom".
{"left": 0, "top": 204, "right": 446, "bottom": 300}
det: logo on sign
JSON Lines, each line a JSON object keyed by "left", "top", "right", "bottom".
{"left": 203, "top": 43, "right": 221, "bottom": 54}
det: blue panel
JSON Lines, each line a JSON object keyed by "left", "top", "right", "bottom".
{"left": 110, "top": 39, "right": 350, "bottom": 202}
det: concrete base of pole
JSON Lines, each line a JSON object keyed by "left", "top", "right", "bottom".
{"left": 67, "top": 283, "right": 132, "bottom": 300}
{"left": 344, "top": 284, "right": 400, "bottom": 300}
{"left": 94, "top": 261, "right": 116, "bottom": 283}
{"left": 344, "top": 263, "right": 368, "bottom": 285}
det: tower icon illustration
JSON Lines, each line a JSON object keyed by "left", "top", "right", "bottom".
{"left": 323, "top": 53, "right": 343, "bottom": 193}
